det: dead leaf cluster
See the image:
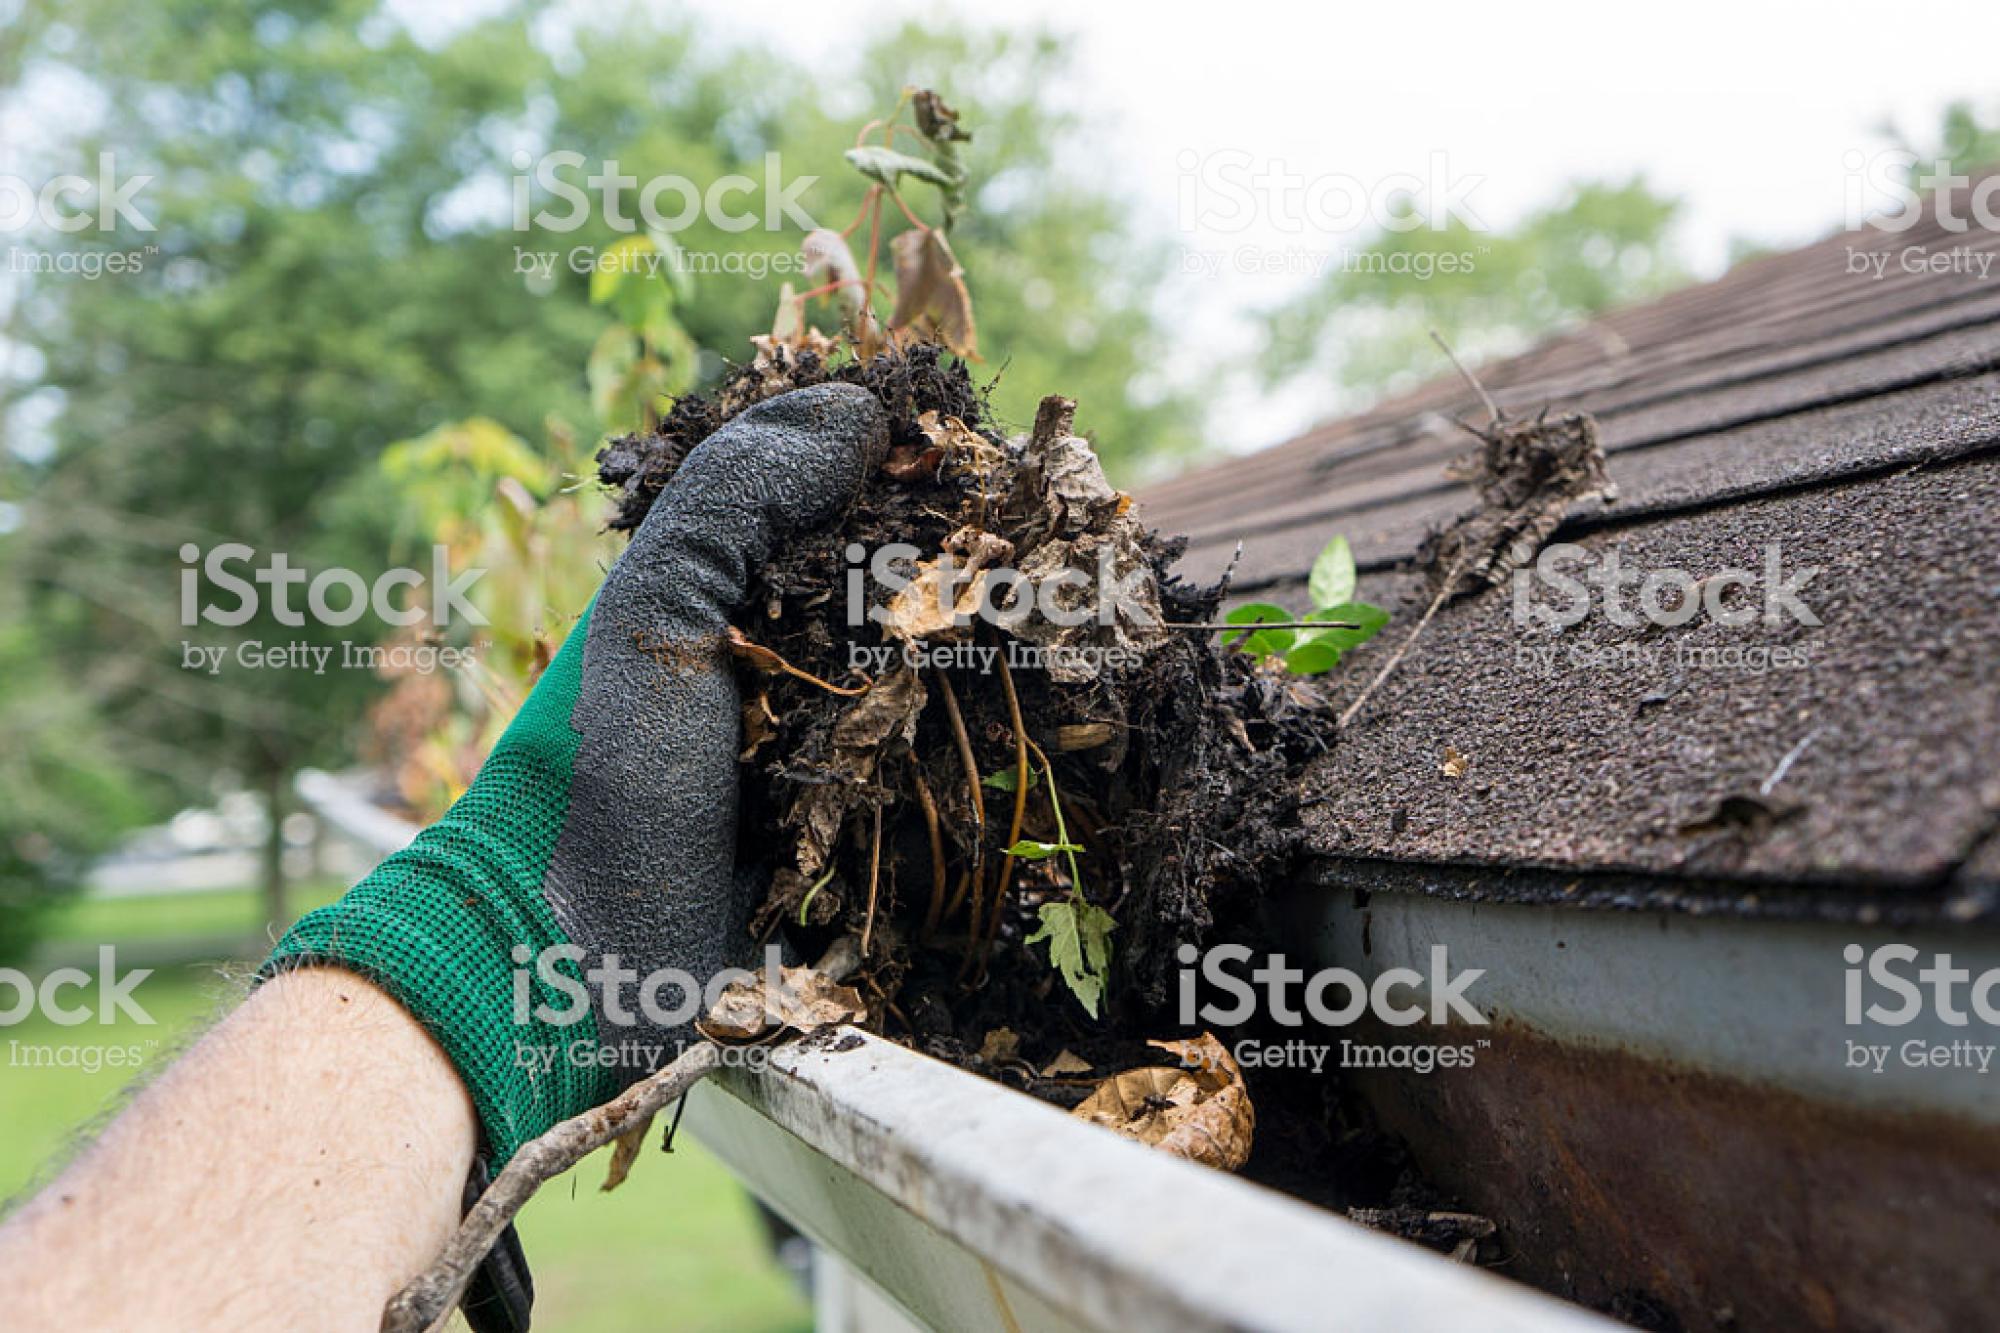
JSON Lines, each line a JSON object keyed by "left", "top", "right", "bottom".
{"left": 1421, "top": 408, "right": 1615, "bottom": 600}
{"left": 1072, "top": 1032, "right": 1254, "bottom": 1172}
{"left": 696, "top": 962, "right": 869, "bottom": 1044}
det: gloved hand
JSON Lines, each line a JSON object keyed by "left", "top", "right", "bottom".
{"left": 264, "top": 383, "right": 886, "bottom": 1169}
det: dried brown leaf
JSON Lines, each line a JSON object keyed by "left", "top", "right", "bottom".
{"left": 697, "top": 964, "right": 867, "bottom": 1044}
{"left": 883, "top": 557, "right": 984, "bottom": 641}
{"left": 882, "top": 443, "right": 944, "bottom": 481}
{"left": 888, "top": 228, "right": 977, "bottom": 357}
{"left": 740, "top": 691, "right": 779, "bottom": 761}
{"left": 601, "top": 1116, "right": 653, "bottom": 1193}
{"left": 1040, "top": 1049, "right": 1094, "bottom": 1077}
{"left": 801, "top": 228, "right": 874, "bottom": 337}
{"left": 977, "top": 1027, "right": 1020, "bottom": 1064}
{"left": 1055, "top": 722, "right": 1114, "bottom": 752}
{"left": 787, "top": 667, "right": 926, "bottom": 877}
{"left": 1072, "top": 1032, "right": 1254, "bottom": 1171}
{"left": 725, "top": 625, "right": 789, "bottom": 674}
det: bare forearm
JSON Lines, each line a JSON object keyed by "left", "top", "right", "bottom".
{"left": 0, "top": 968, "right": 476, "bottom": 1330}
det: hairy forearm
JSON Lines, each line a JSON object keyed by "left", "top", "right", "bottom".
{"left": 0, "top": 967, "right": 476, "bottom": 1330}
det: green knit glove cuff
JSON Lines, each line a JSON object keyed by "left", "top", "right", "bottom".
{"left": 261, "top": 606, "right": 613, "bottom": 1166}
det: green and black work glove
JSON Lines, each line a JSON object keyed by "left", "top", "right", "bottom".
{"left": 264, "top": 382, "right": 885, "bottom": 1166}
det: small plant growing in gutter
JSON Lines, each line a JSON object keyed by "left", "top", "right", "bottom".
{"left": 1222, "top": 535, "right": 1390, "bottom": 674}
{"left": 992, "top": 747, "right": 1115, "bottom": 1017}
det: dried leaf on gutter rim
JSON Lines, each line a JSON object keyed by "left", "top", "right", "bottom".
{"left": 976, "top": 1027, "right": 1020, "bottom": 1064}
{"left": 1072, "top": 1032, "right": 1254, "bottom": 1171}
{"left": 696, "top": 964, "right": 867, "bottom": 1044}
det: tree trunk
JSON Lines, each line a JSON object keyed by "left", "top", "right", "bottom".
{"left": 262, "top": 765, "right": 289, "bottom": 936}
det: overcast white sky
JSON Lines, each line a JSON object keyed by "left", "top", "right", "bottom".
{"left": 14, "top": 0, "right": 1998, "bottom": 461}
{"left": 657, "top": 0, "right": 2000, "bottom": 453}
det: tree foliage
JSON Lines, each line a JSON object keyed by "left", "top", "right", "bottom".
{"left": 0, "top": 2, "right": 1198, "bottom": 944}
{"left": 1262, "top": 176, "right": 1686, "bottom": 402}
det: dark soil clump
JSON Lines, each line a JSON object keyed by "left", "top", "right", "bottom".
{"left": 596, "top": 346, "right": 1478, "bottom": 1254}
{"left": 598, "top": 346, "right": 1323, "bottom": 1041}
{"left": 599, "top": 343, "right": 987, "bottom": 534}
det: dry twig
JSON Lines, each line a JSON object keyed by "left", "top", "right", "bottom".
{"left": 912, "top": 762, "right": 949, "bottom": 937}
{"left": 977, "top": 651, "right": 1031, "bottom": 969}
{"left": 380, "top": 1043, "right": 722, "bottom": 1333}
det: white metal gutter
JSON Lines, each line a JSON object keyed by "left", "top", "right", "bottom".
{"left": 1297, "top": 889, "right": 2000, "bottom": 1125}
{"left": 300, "top": 769, "right": 1620, "bottom": 1327}
{"left": 685, "top": 1029, "right": 1620, "bottom": 1333}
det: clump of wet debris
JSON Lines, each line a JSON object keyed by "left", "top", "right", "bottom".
{"left": 594, "top": 340, "right": 1616, "bottom": 1265}
{"left": 601, "top": 343, "right": 1326, "bottom": 1043}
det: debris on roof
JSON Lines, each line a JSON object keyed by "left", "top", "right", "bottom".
{"left": 1143, "top": 190, "right": 2000, "bottom": 917}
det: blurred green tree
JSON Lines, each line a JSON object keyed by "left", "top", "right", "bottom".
{"left": 1262, "top": 176, "right": 1687, "bottom": 402}
{"left": 0, "top": 2, "right": 1196, "bottom": 944}
{"left": 1890, "top": 98, "right": 2000, "bottom": 181}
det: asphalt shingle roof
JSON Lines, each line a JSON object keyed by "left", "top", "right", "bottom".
{"left": 1142, "top": 196, "right": 2000, "bottom": 919}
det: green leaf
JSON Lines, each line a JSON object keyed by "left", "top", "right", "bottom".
{"left": 1222, "top": 602, "right": 1296, "bottom": 659}
{"left": 1284, "top": 640, "right": 1344, "bottom": 675}
{"left": 1004, "top": 838, "right": 1082, "bottom": 861}
{"left": 645, "top": 227, "right": 694, "bottom": 304}
{"left": 1295, "top": 601, "right": 1391, "bottom": 654}
{"left": 983, "top": 767, "right": 1040, "bottom": 793}
{"left": 589, "top": 235, "right": 649, "bottom": 307}
{"left": 1025, "top": 899, "right": 1116, "bottom": 1018}
{"left": 844, "top": 145, "right": 958, "bottom": 191}
{"left": 1309, "top": 536, "right": 1357, "bottom": 611}
{"left": 586, "top": 325, "right": 639, "bottom": 430}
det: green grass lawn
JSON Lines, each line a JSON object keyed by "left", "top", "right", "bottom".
{"left": 2, "top": 894, "right": 811, "bottom": 1333}
{"left": 39, "top": 882, "right": 347, "bottom": 947}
